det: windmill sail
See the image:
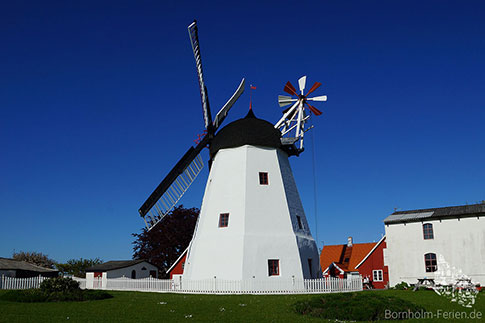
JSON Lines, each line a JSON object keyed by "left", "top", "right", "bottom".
{"left": 139, "top": 135, "right": 210, "bottom": 230}
{"left": 213, "top": 78, "right": 245, "bottom": 130}
{"left": 138, "top": 21, "right": 246, "bottom": 231}
{"left": 188, "top": 20, "right": 212, "bottom": 131}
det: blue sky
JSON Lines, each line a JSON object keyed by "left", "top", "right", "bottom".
{"left": 1, "top": 1, "right": 484, "bottom": 263}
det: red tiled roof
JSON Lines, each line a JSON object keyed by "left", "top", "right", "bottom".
{"left": 320, "top": 242, "right": 376, "bottom": 272}
{"left": 319, "top": 245, "right": 344, "bottom": 271}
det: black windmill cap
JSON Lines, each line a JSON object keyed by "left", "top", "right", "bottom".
{"left": 209, "top": 108, "right": 282, "bottom": 158}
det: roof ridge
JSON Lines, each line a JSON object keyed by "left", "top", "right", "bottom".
{"left": 392, "top": 202, "right": 485, "bottom": 215}
{"left": 322, "top": 242, "right": 376, "bottom": 248}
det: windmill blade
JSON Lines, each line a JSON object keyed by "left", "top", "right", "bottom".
{"left": 305, "top": 102, "right": 323, "bottom": 116}
{"left": 284, "top": 81, "right": 299, "bottom": 97}
{"left": 278, "top": 95, "right": 296, "bottom": 107}
{"left": 307, "top": 95, "right": 327, "bottom": 102}
{"left": 213, "top": 78, "right": 245, "bottom": 130}
{"left": 139, "top": 135, "right": 210, "bottom": 231}
{"left": 306, "top": 82, "right": 322, "bottom": 95}
{"left": 298, "top": 76, "right": 307, "bottom": 94}
{"left": 188, "top": 20, "right": 213, "bottom": 132}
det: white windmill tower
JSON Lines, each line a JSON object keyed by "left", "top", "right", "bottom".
{"left": 138, "top": 21, "right": 327, "bottom": 285}
{"left": 182, "top": 75, "right": 326, "bottom": 282}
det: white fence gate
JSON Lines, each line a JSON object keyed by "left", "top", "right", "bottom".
{"left": 1, "top": 275, "right": 362, "bottom": 294}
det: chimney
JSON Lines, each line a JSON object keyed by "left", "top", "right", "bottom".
{"left": 347, "top": 237, "right": 353, "bottom": 247}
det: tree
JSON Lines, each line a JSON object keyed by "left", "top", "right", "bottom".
{"left": 12, "top": 251, "right": 56, "bottom": 269}
{"left": 56, "top": 258, "right": 103, "bottom": 278}
{"left": 132, "top": 205, "right": 199, "bottom": 277}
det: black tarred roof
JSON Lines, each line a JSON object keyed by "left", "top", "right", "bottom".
{"left": 209, "top": 109, "right": 281, "bottom": 158}
{"left": 384, "top": 203, "right": 485, "bottom": 224}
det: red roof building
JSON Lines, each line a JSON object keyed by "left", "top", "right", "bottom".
{"left": 166, "top": 249, "right": 187, "bottom": 279}
{"left": 320, "top": 236, "right": 388, "bottom": 289}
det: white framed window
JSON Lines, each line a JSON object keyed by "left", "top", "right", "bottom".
{"left": 423, "top": 223, "right": 434, "bottom": 240}
{"left": 425, "top": 253, "right": 437, "bottom": 272}
{"left": 372, "top": 269, "right": 383, "bottom": 282}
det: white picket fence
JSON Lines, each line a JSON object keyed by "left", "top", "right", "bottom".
{"left": 0, "top": 275, "right": 47, "bottom": 290}
{"left": 1, "top": 275, "right": 362, "bottom": 294}
{"left": 0, "top": 275, "right": 86, "bottom": 290}
{"left": 171, "top": 277, "right": 362, "bottom": 294}
{"left": 84, "top": 276, "right": 362, "bottom": 294}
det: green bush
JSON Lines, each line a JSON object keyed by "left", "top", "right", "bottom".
{"left": 393, "top": 281, "right": 410, "bottom": 290}
{"left": 40, "top": 277, "right": 80, "bottom": 293}
{"left": 294, "top": 292, "right": 426, "bottom": 321}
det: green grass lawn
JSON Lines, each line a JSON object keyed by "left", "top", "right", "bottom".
{"left": 0, "top": 289, "right": 483, "bottom": 322}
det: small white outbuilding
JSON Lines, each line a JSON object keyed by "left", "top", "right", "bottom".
{"left": 85, "top": 260, "right": 159, "bottom": 288}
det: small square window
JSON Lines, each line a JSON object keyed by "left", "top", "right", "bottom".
{"left": 219, "top": 213, "right": 229, "bottom": 227}
{"left": 372, "top": 269, "right": 383, "bottom": 281}
{"left": 268, "top": 259, "right": 279, "bottom": 276}
{"left": 259, "top": 172, "right": 269, "bottom": 185}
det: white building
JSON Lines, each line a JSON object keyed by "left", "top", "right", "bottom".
{"left": 383, "top": 203, "right": 485, "bottom": 287}
{"left": 182, "top": 110, "right": 321, "bottom": 282}
{"left": 85, "top": 260, "right": 159, "bottom": 288}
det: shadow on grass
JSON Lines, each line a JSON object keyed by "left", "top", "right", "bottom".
{"left": 294, "top": 292, "right": 425, "bottom": 321}
{"left": 0, "top": 289, "right": 113, "bottom": 303}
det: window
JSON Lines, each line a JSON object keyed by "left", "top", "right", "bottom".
{"left": 141, "top": 267, "right": 147, "bottom": 271}
{"left": 372, "top": 269, "right": 383, "bottom": 281}
{"left": 296, "top": 215, "right": 303, "bottom": 229}
{"left": 219, "top": 213, "right": 229, "bottom": 227}
{"left": 423, "top": 223, "right": 434, "bottom": 239}
{"left": 268, "top": 259, "right": 279, "bottom": 276}
{"left": 259, "top": 172, "right": 269, "bottom": 185}
{"left": 308, "top": 258, "right": 313, "bottom": 278}
{"left": 425, "top": 253, "right": 437, "bottom": 272}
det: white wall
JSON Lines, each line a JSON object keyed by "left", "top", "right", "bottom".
{"left": 384, "top": 216, "right": 485, "bottom": 286}
{"left": 106, "top": 262, "right": 158, "bottom": 279}
{"left": 85, "top": 262, "right": 158, "bottom": 288}
{"left": 183, "top": 145, "right": 320, "bottom": 281}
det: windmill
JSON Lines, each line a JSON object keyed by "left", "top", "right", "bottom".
{"left": 139, "top": 21, "right": 327, "bottom": 284}
{"left": 275, "top": 76, "right": 327, "bottom": 155}
{"left": 138, "top": 20, "right": 245, "bottom": 231}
